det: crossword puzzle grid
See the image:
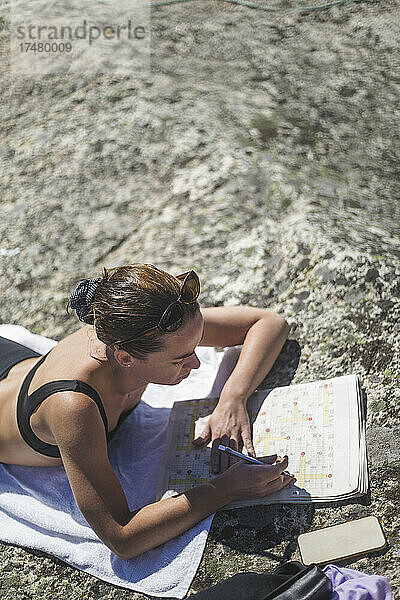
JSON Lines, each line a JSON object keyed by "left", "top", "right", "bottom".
{"left": 251, "top": 382, "right": 335, "bottom": 494}
{"left": 162, "top": 398, "right": 218, "bottom": 496}
{"left": 159, "top": 382, "right": 337, "bottom": 500}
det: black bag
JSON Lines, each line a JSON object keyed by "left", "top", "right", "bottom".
{"left": 263, "top": 562, "right": 332, "bottom": 600}
{"left": 189, "top": 561, "right": 332, "bottom": 600}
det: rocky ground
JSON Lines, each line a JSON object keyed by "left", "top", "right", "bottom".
{"left": 0, "top": 0, "right": 399, "bottom": 597}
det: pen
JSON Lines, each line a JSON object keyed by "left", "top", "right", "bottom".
{"left": 218, "top": 444, "right": 264, "bottom": 465}
{"left": 217, "top": 444, "right": 293, "bottom": 477}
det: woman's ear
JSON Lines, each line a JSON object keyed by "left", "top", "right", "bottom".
{"left": 113, "top": 346, "right": 134, "bottom": 368}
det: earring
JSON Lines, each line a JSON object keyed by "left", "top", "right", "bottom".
{"left": 122, "top": 362, "right": 132, "bottom": 367}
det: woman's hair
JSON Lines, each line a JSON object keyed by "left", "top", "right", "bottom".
{"left": 67, "top": 264, "right": 199, "bottom": 359}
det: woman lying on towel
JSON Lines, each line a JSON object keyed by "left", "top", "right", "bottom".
{"left": 0, "top": 264, "right": 294, "bottom": 559}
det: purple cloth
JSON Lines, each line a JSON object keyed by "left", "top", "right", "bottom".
{"left": 323, "top": 564, "right": 392, "bottom": 600}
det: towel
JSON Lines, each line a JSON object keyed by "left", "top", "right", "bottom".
{"left": 0, "top": 324, "right": 239, "bottom": 599}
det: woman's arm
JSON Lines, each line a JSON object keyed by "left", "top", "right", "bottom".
{"left": 50, "top": 392, "right": 292, "bottom": 559}
{"left": 195, "top": 306, "right": 291, "bottom": 471}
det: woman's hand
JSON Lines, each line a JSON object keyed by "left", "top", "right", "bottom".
{"left": 196, "top": 307, "right": 291, "bottom": 472}
{"left": 193, "top": 398, "right": 255, "bottom": 473}
{"left": 214, "top": 454, "right": 295, "bottom": 503}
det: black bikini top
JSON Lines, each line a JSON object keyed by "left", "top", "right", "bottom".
{"left": 16, "top": 352, "right": 131, "bottom": 459}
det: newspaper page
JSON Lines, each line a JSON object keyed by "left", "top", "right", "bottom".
{"left": 156, "top": 374, "right": 366, "bottom": 507}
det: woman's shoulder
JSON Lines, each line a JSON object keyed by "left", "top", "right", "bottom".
{"left": 26, "top": 325, "right": 110, "bottom": 399}
{"left": 27, "top": 329, "right": 112, "bottom": 451}
{"left": 45, "top": 325, "right": 106, "bottom": 373}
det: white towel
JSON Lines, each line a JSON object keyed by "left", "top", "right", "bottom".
{"left": 0, "top": 325, "right": 239, "bottom": 598}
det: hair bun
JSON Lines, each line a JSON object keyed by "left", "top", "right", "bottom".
{"left": 69, "top": 277, "right": 101, "bottom": 322}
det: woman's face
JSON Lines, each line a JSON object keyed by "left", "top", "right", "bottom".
{"left": 130, "top": 310, "right": 204, "bottom": 385}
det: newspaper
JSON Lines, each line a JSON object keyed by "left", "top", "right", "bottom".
{"left": 157, "top": 374, "right": 368, "bottom": 507}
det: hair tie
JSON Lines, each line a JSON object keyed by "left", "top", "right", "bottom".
{"left": 69, "top": 277, "right": 102, "bottom": 322}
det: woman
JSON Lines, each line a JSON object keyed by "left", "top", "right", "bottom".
{"left": 0, "top": 264, "right": 293, "bottom": 559}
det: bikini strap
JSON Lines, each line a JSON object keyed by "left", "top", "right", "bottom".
{"left": 17, "top": 355, "right": 109, "bottom": 459}
{"left": 27, "top": 380, "right": 109, "bottom": 436}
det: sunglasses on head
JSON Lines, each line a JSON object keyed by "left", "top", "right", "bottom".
{"left": 117, "top": 270, "right": 200, "bottom": 348}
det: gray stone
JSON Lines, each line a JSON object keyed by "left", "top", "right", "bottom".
{"left": 313, "top": 265, "right": 337, "bottom": 282}
{"left": 367, "top": 427, "right": 400, "bottom": 467}
{"left": 365, "top": 268, "right": 380, "bottom": 283}
{"left": 294, "top": 290, "right": 310, "bottom": 300}
{"left": 218, "top": 179, "right": 239, "bottom": 195}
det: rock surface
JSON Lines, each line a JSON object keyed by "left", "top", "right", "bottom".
{"left": 0, "top": 0, "right": 399, "bottom": 597}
